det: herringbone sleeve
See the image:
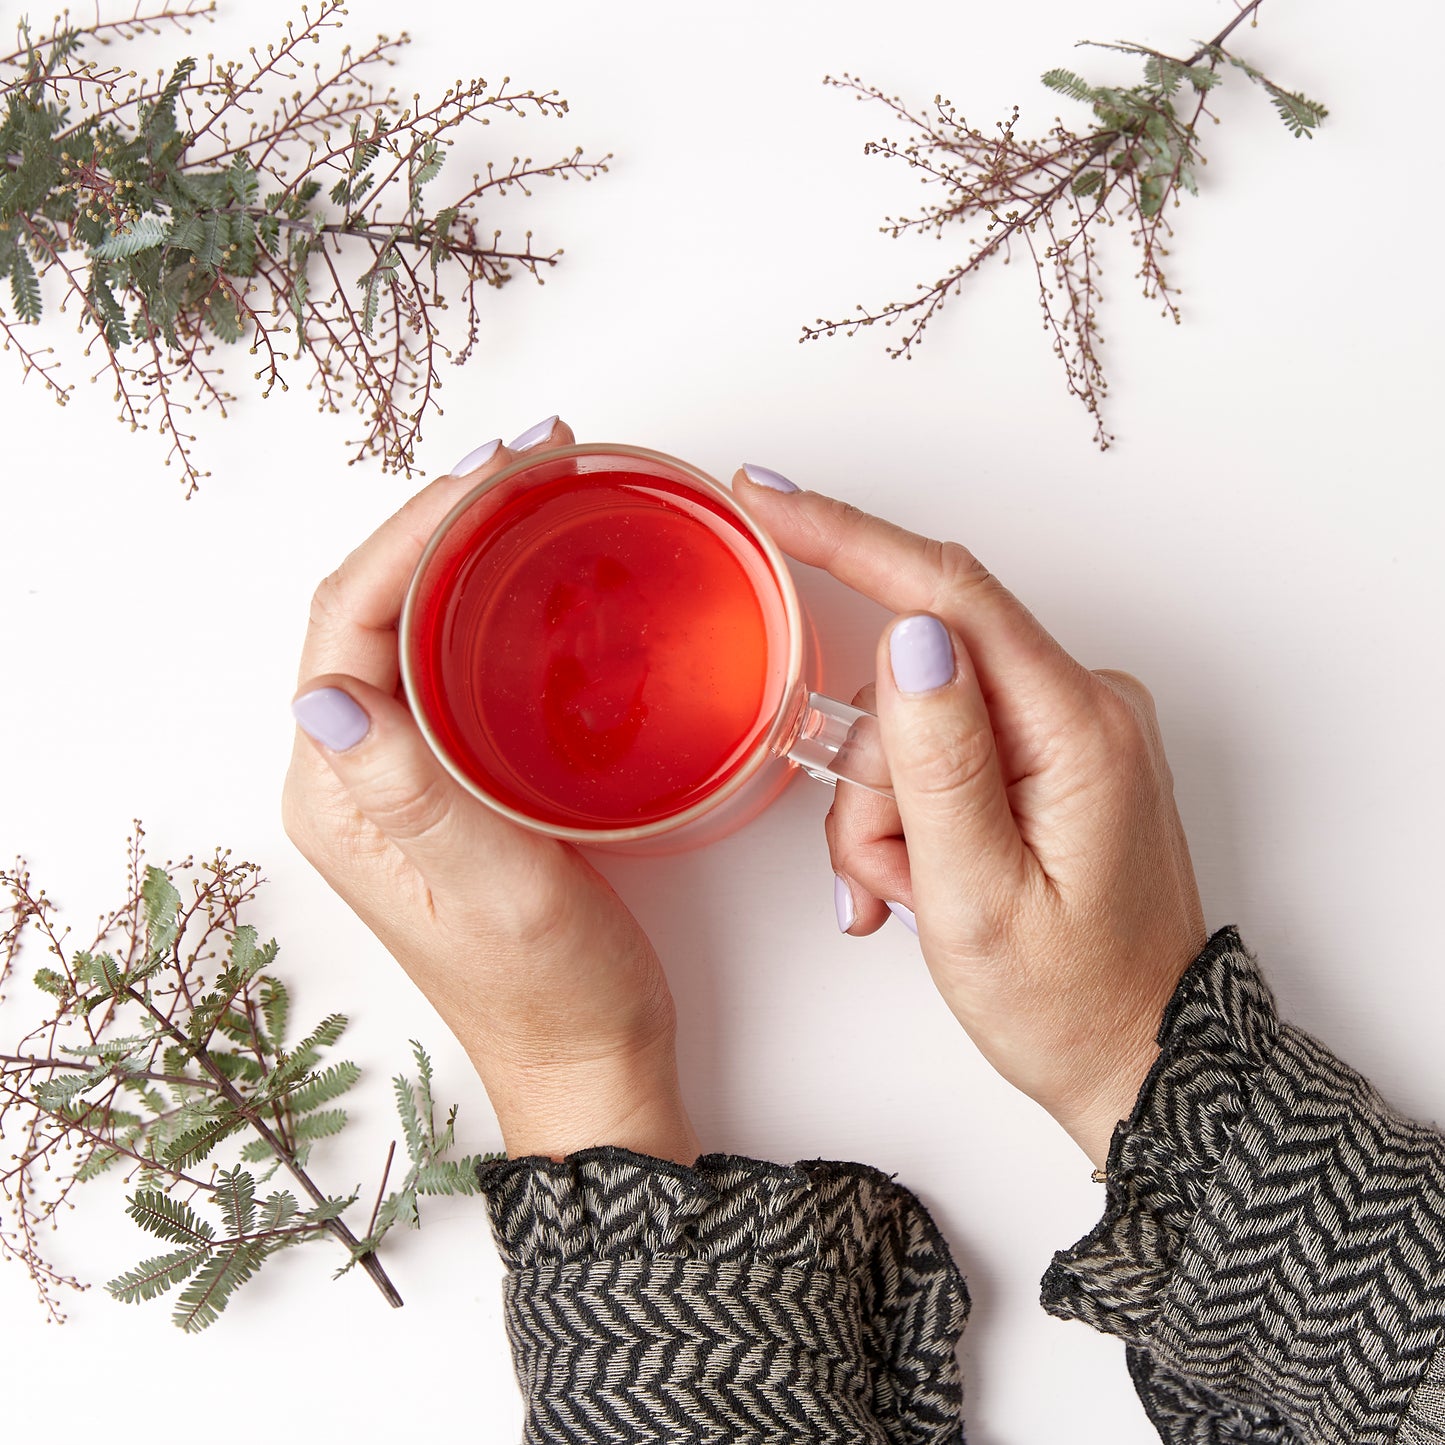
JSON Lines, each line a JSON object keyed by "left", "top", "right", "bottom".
{"left": 476, "top": 1148, "right": 970, "bottom": 1443}
{"left": 1041, "top": 927, "right": 1445, "bottom": 1445}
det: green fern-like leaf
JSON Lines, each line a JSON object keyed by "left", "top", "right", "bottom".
{"left": 258, "top": 1190, "right": 299, "bottom": 1232}
{"left": 285, "top": 1061, "right": 360, "bottom": 1115}
{"left": 172, "top": 1241, "right": 264, "bottom": 1332}
{"left": 1266, "top": 87, "right": 1328, "bottom": 137}
{"left": 302, "top": 1193, "right": 358, "bottom": 1226}
{"left": 414, "top": 1158, "right": 482, "bottom": 1196}
{"left": 141, "top": 866, "right": 182, "bottom": 960}
{"left": 1181, "top": 63, "right": 1223, "bottom": 91}
{"left": 1041, "top": 68, "right": 1099, "bottom": 105}
{"left": 229, "top": 153, "right": 259, "bottom": 206}
{"left": 88, "top": 274, "right": 132, "bottom": 350}
{"left": 1143, "top": 55, "right": 1184, "bottom": 96}
{"left": 290, "top": 1107, "right": 347, "bottom": 1145}
{"left": 9, "top": 246, "right": 42, "bottom": 322}
{"left": 269, "top": 1013, "right": 348, "bottom": 1090}
{"left": 108, "top": 1245, "right": 212, "bottom": 1304}
{"left": 1071, "top": 169, "right": 1104, "bottom": 198}
{"left": 359, "top": 271, "right": 380, "bottom": 336}
{"left": 215, "top": 1168, "right": 257, "bottom": 1237}
{"left": 32, "top": 1072, "right": 93, "bottom": 1110}
{"left": 392, "top": 1073, "right": 424, "bottom": 1161}
{"left": 32, "top": 966, "right": 69, "bottom": 997}
{"left": 126, "top": 1190, "right": 217, "bottom": 1246}
{"left": 409, "top": 140, "right": 444, "bottom": 208}
{"left": 75, "top": 1144, "right": 123, "bottom": 1182}
{"left": 163, "top": 1102, "right": 245, "bottom": 1169}
{"left": 259, "top": 976, "right": 289, "bottom": 1053}
{"left": 203, "top": 287, "right": 243, "bottom": 343}
{"left": 93, "top": 213, "right": 167, "bottom": 261}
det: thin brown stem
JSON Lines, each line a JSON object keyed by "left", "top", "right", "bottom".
{"left": 1187, "top": 0, "right": 1266, "bottom": 66}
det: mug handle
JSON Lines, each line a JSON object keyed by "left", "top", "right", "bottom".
{"left": 786, "top": 693, "right": 894, "bottom": 800}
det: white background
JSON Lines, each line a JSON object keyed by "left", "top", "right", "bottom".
{"left": 3, "top": 0, "right": 1442, "bottom": 1439}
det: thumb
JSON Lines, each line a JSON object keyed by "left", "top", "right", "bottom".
{"left": 877, "top": 614, "right": 1028, "bottom": 943}
{"left": 290, "top": 674, "right": 518, "bottom": 884}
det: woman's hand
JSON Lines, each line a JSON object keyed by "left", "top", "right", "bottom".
{"left": 282, "top": 418, "right": 698, "bottom": 1165}
{"left": 735, "top": 468, "right": 1207, "bottom": 1168}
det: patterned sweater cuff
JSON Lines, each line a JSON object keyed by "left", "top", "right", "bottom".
{"left": 1041, "top": 927, "right": 1445, "bottom": 1445}
{"left": 476, "top": 1147, "right": 970, "bottom": 1444}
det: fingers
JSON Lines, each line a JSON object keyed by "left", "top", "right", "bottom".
{"left": 824, "top": 683, "right": 906, "bottom": 937}
{"left": 874, "top": 614, "right": 1031, "bottom": 945}
{"left": 287, "top": 673, "right": 543, "bottom": 888}
{"left": 298, "top": 417, "right": 575, "bottom": 692}
{"left": 827, "top": 799, "right": 908, "bottom": 937}
{"left": 732, "top": 467, "right": 1094, "bottom": 768}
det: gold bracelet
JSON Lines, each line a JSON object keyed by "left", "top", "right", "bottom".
{"left": 1090, "top": 1167, "right": 1108, "bottom": 1184}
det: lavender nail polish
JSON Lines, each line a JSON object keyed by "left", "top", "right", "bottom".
{"left": 886, "top": 900, "right": 919, "bottom": 935}
{"left": 741, "top": 463, "right": 800, "bottom": 494}
{"left": 507, "top": 415, "right": 559, "bottom": 452}
{"left": 293, "top": 687, "right": 370, "bottom": 752}
{"left": 450, "top": 438, "right": 502, "bottom": 476}
{"left": 890, "top": 615, "right": 955, "bottom": 695}
{"left": 834, "top": 875, "right": 856, "bottom": 933}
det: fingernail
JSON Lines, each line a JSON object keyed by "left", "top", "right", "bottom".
{"left": 293, "top": 687, "right": 370, "bottom": 752}
{"left": 834, "top": 875, "right": 856, "bottom": 933}
{"left": 450, "top": 437, "right": 502, "bottom": 475}
{"left": 742, "top": 463, "right": 800, "bottom": 494}
{"left": 507, "top": 415, "right": 559, "bottom": 453}
{"left": 886, "top": 900, "right": 918, "bottom": 935}
{"left": 890, "top": 615, "right": 955, "bottom": 695}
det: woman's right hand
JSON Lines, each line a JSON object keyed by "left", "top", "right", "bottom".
{"left": 282, "top": 420, "right": 698, "bottom": 1166}
{"left": 734, "top": 469, "right": 1208, "bottom": 1169}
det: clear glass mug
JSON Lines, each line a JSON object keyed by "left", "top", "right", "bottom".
{"left": 399, "top": 444, "right": 891, "bottom": 853}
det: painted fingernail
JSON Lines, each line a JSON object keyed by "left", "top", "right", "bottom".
{"left": 834, "top": 874, "right": 856, "bottom": 933}
{"left": 890, "top": 614, "right": 955, "bottom": 695}
{"left": 742, "top": 463, "right": 800, "bottom": 494}
{"left": 507, "top": 415, "right": 559, "bottom": 452}
{"left": 886, "top": 900, "right": 918, "bottom": 935}
{"left": 292, "top": 687, "right": 370, "bottom": 752}
{"left": 450, "top": 437, "right": 502, "bottom": 476}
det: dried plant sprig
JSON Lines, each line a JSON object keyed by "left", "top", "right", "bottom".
{"left": 802, "top": 1, "right": 1326, "bottom": 448}
{"left": 0, "top": 3, "right": 609, "bottom": 495}
{"left": 1, "top": 826, "right": 493, "bottom": 1330}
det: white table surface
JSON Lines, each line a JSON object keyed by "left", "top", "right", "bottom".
{"left": 4, "top": 0, "right": 1442, "bottom": 1439}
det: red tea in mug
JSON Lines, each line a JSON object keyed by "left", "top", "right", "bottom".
{"left": 409, "top": 469, "right": 792, "bottom": 830}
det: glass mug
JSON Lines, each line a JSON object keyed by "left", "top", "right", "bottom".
{"left": 400, "top": 444, "right": 892, "bottom": 852}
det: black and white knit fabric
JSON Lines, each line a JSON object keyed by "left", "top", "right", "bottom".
{"left": 1043, "top": 927, "right": 1445, "bottom": 1444}
{"left": 477, "top": 929, "right": 1445, "bottom": 1443}
{"left": 475, "top": 1150, "right": 970, "bottom": 1443}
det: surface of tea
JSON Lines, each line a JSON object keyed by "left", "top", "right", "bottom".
{"left": 412, "top": 469, "right": 790, "bottom": 830}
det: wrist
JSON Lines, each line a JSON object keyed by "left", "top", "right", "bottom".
{"left": 472, "top": 1028, "right": 699, "bottom": 1166}
{"left": 1054, "top": 1038, "right": 1160, "bottom": 1170}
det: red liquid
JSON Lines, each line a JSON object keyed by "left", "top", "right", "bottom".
{"left": 411, "top": 469, "right": 790, "bottom": 830}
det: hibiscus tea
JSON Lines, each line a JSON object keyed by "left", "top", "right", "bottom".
{"left": 408, "top": 467, "right": 792, "bottom": 831}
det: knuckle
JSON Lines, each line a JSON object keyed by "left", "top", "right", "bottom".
{"left": 903, "top": 725, "right": 996, "bottom": 803}
{"left": 1094, "top": 667, "right": 1157, "bottom": 717}
{"left": 363, "top": 766, "right": 452, "bottom": 842}
{"left": 850, "top": 681, "right": 878, "bottom": 711}
{"left": 926, "top": 538, "right": 993, "bottom": 607}
{"left": 280, "top": 786, "right": 314, "bottom": 859}
{"left": 308, "top": 567, "right": 348, "bottom": 629}
{"left": 1091, "top": 684, "right": 1154, "bottom": 769}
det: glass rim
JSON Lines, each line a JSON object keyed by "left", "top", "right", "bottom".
{"left": 398, "top": 442, "right": 807, "bottom": 845}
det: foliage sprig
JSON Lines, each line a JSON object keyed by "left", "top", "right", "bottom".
{"left": 1, "top": 827, "right": 493, "bottom": 1330}
{"left": 0, "top": 2, "right": 608, "bottom": 494}
{"left": 803, "top": 0, "right": 1327, "bottom": 448}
